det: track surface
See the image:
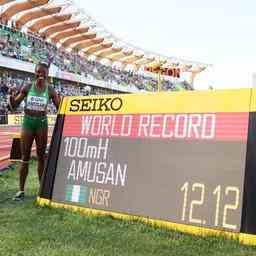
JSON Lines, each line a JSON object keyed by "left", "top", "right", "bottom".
{"left": 0, "top": 126, "right": 53, "bottom": 171}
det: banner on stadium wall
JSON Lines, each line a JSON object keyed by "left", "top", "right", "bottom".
{"left": 38, "top": 89, "right": 256, "bottom": 245}
{"left": 0, "top": 55, "right": 35, "bottom": 73}
{"left": 8, "top": 114, "right": 56, "bottom": 126}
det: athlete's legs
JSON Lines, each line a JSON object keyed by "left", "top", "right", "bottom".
{"left": 19, "top": 128, "right": 34, "bottom": 191}
{"left": 35, "top": 127, "right": 48, "bottom": 183}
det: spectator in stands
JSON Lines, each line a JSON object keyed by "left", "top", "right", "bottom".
{"left": 83, "top": 85, "right": 91, "bottom": 96}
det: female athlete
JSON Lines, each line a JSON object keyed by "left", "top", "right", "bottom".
{"left": 8, "top": 62, "right": 60, "bottom": 201}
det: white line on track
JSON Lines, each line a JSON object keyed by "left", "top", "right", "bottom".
{"left": 0, "top": 132, "right": 19, "bottom": 136}
{"left": 0, "top": 155, "right": 10, "bottom": 161}
{"left": 0, "top": 140, "right": 12, "bottom": 143}
{"left": 0, "top": 145, "right": 11, "bottom": 149}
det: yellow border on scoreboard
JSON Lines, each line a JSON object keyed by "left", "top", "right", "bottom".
{"left": 37, "top": 197, "right": 256, "bottom": 246}
{"left": 59, "top": 96, "right": 68, "bottom": 114}
{"left": 60, "top": 89, "right": 253, "bottom": 115}
{"left": 250, "top": 88, "right": 256, "bottom": 112}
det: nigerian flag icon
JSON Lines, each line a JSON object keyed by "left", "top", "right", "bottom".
{"left": 65, "top": 185, "right": 88, "bottom": 204}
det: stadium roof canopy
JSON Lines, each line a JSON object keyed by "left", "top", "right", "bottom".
{"left": 0, "top": 0, "right": 209, "bottom": 74}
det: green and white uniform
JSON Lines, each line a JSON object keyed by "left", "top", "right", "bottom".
{"left": 22, "top": 81, "right": 49, "bottom": 133}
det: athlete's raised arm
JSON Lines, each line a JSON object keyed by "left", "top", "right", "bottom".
{"left": 8, "top": 83, "right": 31, "bottom": 111}
{"left": 49, "top": 85, "right": 61, "bottom": 110}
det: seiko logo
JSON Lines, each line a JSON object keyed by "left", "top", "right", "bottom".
{"left": 69, "top": 97, "right": 123, "bottom": 112}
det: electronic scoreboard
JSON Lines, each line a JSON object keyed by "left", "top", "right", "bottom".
{"left": 39, "top": 89, "right": 256, "bottom": 245}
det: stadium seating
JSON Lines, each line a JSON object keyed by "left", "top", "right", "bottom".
{"left": 0, "top": 69, "right": 118, "bottom": 114}
{"left": 0, "top": 23, "right": 193, "bottom": 93}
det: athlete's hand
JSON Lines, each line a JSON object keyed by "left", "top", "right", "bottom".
{"left": 8, "top": 87, "right": 18, "bottom": 98}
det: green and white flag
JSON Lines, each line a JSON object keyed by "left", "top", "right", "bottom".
{"left": 65, "top": 185, "right": 87, "bottom": 204}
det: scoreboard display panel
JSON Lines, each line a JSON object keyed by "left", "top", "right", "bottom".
{"left": 39, "top": 89, "right": 256, "bottom": 244}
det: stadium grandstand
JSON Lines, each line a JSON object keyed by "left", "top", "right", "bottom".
{"left": 0, "top": 0, "right": 208, "bottom": 118}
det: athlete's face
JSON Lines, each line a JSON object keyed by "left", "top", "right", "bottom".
{"left": 35, "top": 65, "right": 48, "bottom": 81}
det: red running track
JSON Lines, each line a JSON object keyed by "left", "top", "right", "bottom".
{"left": 0, "top": 126, "right": 53, "bottom": 171}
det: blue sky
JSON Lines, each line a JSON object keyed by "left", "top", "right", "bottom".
{"left": 75, "top": 0, "right": 255, "bottom": 89}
